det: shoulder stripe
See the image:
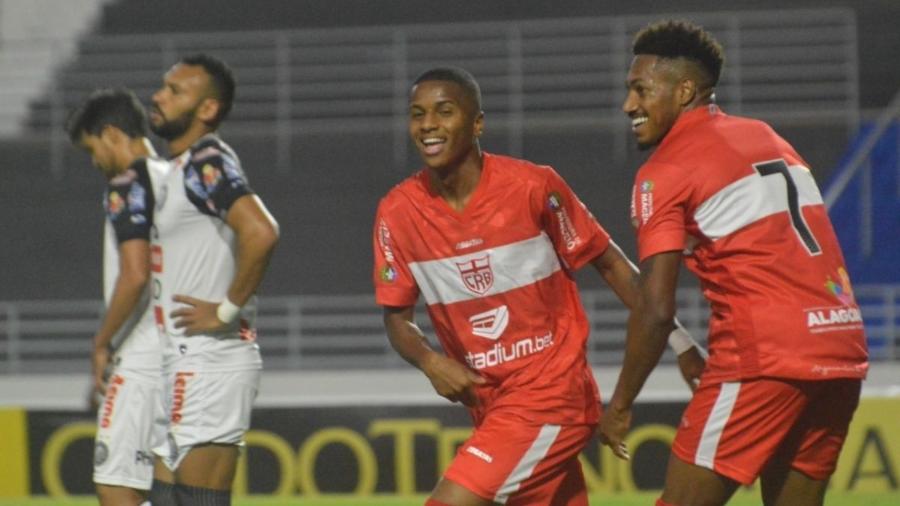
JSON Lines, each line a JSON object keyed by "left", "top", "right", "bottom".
{"left": 408, "top": 232, "right": 561, "bottom": 305}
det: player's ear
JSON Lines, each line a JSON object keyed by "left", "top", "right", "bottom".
{"left": 677, "top": 78, "right": 698, "bottom": 107}
{"left": 197, "top": 97, "right": 221, "bottom": 125}
{"left": 474, "top": 110, "right": 484, "bottom": 138}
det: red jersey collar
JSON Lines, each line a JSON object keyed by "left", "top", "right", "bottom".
{"left": 659, "top": 103, "right": 722, "bottom": 147}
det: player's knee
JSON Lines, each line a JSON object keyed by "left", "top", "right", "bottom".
{"left": 175, "top": 483, "right": 231, "bottom": 505}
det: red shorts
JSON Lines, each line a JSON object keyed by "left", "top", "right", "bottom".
{"left": 443, "top": 411, "right": 595, "bottom": 505}
{"left": 672, "top": 377, "right": 861, "bottom": 484}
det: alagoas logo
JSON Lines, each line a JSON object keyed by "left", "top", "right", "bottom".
{"left": 457, "top": 255, "right": 494, "bottom": 294}
{"left": 826, "top": 267, "right": 856, "bottom": 305}
{"left": 805, "top": 267, "right": 863, "bottom": 332}
{"left": 469, "top": 305, "right": 509, "bottom": 340}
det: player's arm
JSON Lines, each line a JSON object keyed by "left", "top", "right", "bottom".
{"left": 171, "top": 194, "right": 279, "bottom": 334}
{"left": 383, "top": 305, "right": 485, "bottom": 406}
{"left": 598, "top": 250, "right": 682, "bottom": 459}
{"left": 589, "top": 241, "right": 705, "bottom": 389}
{"left": 92, "top": 238, "right": 151, "bottom": 396}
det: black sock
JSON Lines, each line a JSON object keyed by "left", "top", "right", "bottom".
{"left": 149, "top": 479, "right": 178, "bottom": 506}
{"left": 174, "top": 484, "right": 231, "bottom": 506}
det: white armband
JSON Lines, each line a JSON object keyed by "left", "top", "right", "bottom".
{"left": 668, "top": 323, "right": 698, "bottom": 355}
{"left": 216, "top": 298, "right": 242, "bottom": 324}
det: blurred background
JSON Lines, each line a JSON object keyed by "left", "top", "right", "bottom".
{"left": 0, "top": 0, "right": 897, "bottom": 500}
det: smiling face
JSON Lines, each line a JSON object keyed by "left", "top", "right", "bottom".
{"left": 622, "top": 54, "right": 686, "bottom": 150}
{"left": 408, "top": 80, "right": 483, "bottom": 172}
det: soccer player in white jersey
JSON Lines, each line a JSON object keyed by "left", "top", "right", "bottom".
{"left": 67, "top": 88, "right": 170, "bottom": 506}
{"left": 145, "top": 54, "right": 280, "bottom": 506}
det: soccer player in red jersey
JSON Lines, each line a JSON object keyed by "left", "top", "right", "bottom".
{"left": 373, "top": 67, "right": 705, "bottom": 506}
{"left": 598, "top": 20, "right": 869, "bottom": 506}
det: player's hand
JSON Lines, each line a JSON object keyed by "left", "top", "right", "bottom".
{"left": 170, "top": 295, "right": 229, "bottom": 336}
{"left": 420, "top": 352, "right": 486, "bottom": 407}
{"left": 89, "top": 345, "right": 111, "bottom": 411}
{"left": 598, "top": 402, "right": 632, "bottom": 461}
{"left": 676, "top": 347, "right": 706, "bottom": 392}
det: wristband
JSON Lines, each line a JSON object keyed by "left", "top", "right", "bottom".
{"left": 668, "top": 325, "right": 697, "bottom": 355}
{"left": 216, "top": 298, "right": 241, "bottom": 324}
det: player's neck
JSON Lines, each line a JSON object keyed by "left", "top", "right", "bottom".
{"left": 167, "top": 124, "right": 215, "bottom": 157}
{"left": 131, "top": 137, "right": 153, "bottom": 159}
{"left": 427, "top": 151, "right": 483, "bottom": 212}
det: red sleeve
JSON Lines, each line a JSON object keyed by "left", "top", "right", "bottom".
{"left": 372, "top": 200, "right": 419, "bottom": 307}
{"left": 541, "top": 167, "right": 610, "bottom": 270}
{"left": 632, "top": 162, "right": 689, "bottom": 262}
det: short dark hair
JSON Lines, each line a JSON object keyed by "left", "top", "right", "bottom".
{"left": 65, "top": 88, "right": 148, "bottom": 143}
{"left": 412, "top": 66, "right": 482, "bottom": 112}
{"left": 180, "top": 53, "right": 236, "bottom": 125}
{"left": 633, "top": 20, "right": 725, "bottom": 87}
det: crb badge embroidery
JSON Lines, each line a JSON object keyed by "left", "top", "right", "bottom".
{"left": 456, "top": 255, "right": 494, "bottom": 294}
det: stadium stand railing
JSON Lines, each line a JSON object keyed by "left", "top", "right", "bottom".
{"left": 1, "top": 285, "right": 897, "bottom": 374}
{"left": 20, "top": 8, "right": 859, "bottom": 176}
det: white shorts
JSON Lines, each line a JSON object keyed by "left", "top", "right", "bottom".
{"left": 93, "top": 367, "right": 164, "bottom": 490}
{"left": 154, "top": 368, "right": 260, "bottom": 471}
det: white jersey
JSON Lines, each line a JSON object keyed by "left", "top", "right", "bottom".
{"left": 150, "top": 134, "right": 262, "bottom": 372}
{"left": 102, "top": 156, "right": 170, "bottom": 372}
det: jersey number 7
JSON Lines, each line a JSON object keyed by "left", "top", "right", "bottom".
{"left": 753, "top": 159, "right": 822, "bottom": 256}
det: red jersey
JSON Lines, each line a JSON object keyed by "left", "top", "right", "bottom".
{"left": 631, "top": 105, "right": 868, "bottom": 383}
{"left": 374, "top": 153, "right": 610, "bottom": 425}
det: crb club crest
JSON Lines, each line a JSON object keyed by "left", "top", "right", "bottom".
{"left": 456, "top": 255, "right": 494, "bottom": 294}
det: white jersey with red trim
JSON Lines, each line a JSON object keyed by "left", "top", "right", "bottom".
{"left": 630, "top": 105, "right": 868, "bottom": 382}
{"left": 374, "top": 153, "right": 610, "bottom": 425}
{"left": 151, "top": 134, "right": 261, "bottom": 372}
{"left": 102, "top": 157, "right": 170, "bottom": 372}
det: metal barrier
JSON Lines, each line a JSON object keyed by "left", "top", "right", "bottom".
{"left": 1, "top": 285, "right": 896, "bottom": 374}
{"left": 13, "top": 8, "right": 858, "bottom": 176}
